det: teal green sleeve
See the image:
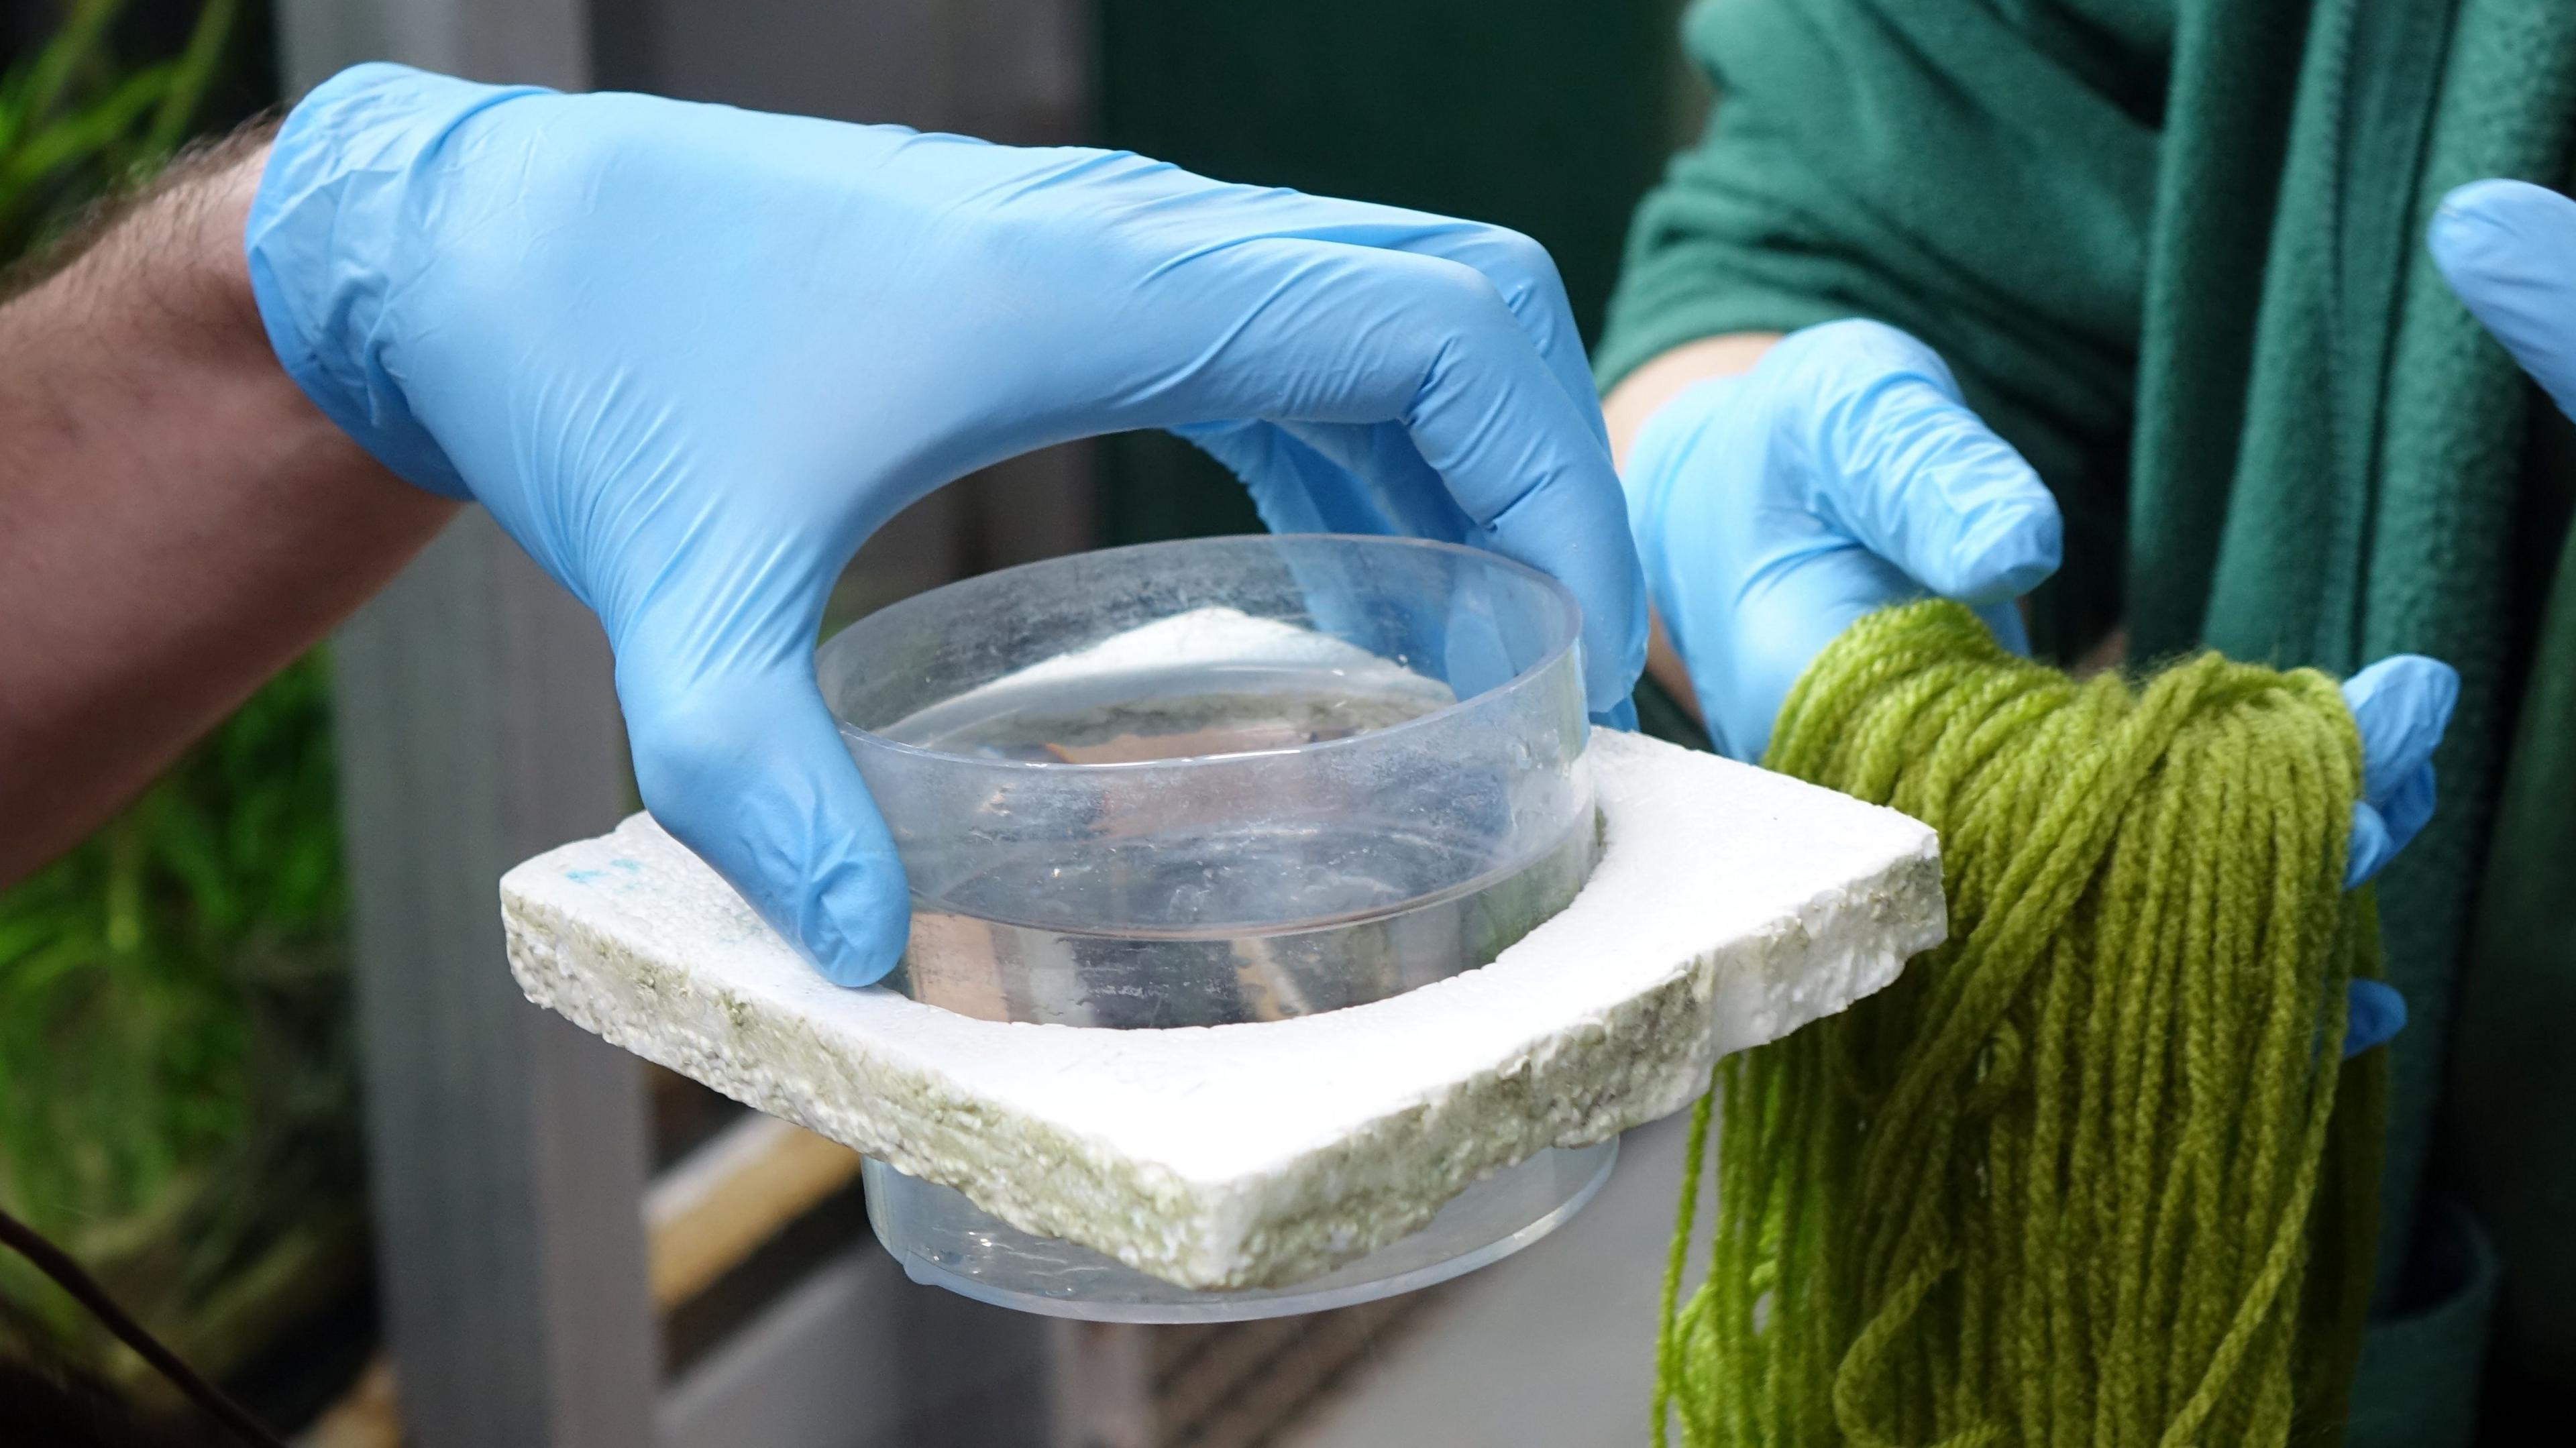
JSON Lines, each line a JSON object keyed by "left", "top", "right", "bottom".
{"left": 1600, "top": 0, "right": 2166, "bottom": 583}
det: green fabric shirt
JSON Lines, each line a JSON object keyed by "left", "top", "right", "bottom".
{"left": 1603, "top": 0, "right": 2576, "bottom": 1439}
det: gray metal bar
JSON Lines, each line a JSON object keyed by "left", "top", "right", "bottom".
{"left": 278, "top": 0, "right": 588, "bottom": 91}
{"left": 283, "top": 6, "right": 657, "bottom": 1445}
{"left": 1275, "top": 1119, "right": 1688, "bottom": 1447}
{"left": 661, "top": 1247, "right": 909, "bottom": 1448}
{"left": 1047, "top": 1323, "right": 1157, "bottom": 1448}
{"left": 330, "top": 516, "right": 658, "bottom": 1448}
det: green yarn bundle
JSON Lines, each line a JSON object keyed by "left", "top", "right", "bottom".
{"left": 1655, "top": 600, "right": 2388, "bottom": 1447}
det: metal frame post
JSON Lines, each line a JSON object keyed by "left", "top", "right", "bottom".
{"left": 328, "top": 514, "right": 658, "bottom": 1448}
{"left": 287, "top": 8, "right": 654, "bottom": 1445}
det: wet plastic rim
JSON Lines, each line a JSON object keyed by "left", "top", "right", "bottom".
{"left": 825, "top": 533, "right": 1586, "bottom": 775}
{"left": 867, "top": 1137, "right": 1619, "bottom": 1324}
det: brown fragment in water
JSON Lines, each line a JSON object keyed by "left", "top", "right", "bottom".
{"left": 1040, "top": 722, "right": 1320, "bottom": 765}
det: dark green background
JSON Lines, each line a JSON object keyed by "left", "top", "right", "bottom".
{"left": 1093, "top": 0, "right": 1694, "bottom": 543}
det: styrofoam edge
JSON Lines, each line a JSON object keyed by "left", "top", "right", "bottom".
{"left": 501, "top": 731, "right": 1945, "bottom": 1288}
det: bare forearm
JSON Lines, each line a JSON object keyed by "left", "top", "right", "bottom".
{"left": 1602, "top": 333, "right": 1780, "bottom": 721}
{"left": 0, "top": 131, "right": 455, "bottom": 882}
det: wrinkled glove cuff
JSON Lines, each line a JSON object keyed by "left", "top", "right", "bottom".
{"left": 245, "top": 62, "right": 553, "bottom": 498}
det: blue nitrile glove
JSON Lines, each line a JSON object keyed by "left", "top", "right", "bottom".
{"left": 246, "top": 64, "right": 1646, "bottom": 987}
{"left": 2429, "top": 178, "right": 2576, "bottom": 422}
{"left": 1622, "top": 319, "right": 2451, "bottom": 1054}
{"left": 1621, "top": 321, "right": 2062, "bottom": 764}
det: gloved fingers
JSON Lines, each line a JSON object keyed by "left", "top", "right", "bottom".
{"left": 1183, "top": 243, "right": 1646, "bottom": 715}
{"left": 1146, "top": 423, "right": 1499, "bottom": 723}
{"left": 2341, "top": 653, "right": 2459, "bottom": 803}
{"left": 619, "top": 655, "right": 912, "bottom": 987}
{"left": 2338, "top": 653, "right": 2453, "bottom": 886}
{"left": 1784, "top": 321, "right": 2064, "bottom": 606}
{"left": 1381, "top": 224, "right": 1607, "bottom": 450}
{"left": 2343, "top": 979, "right": 2408, "bottom": 1057}
{"left": 2345, "top": 763, "right": 2434, "bottom": 887}
{"left": 1619, "top": 373, "right": 1887, "bottom": 757}
{"left": 1178, "top": 421, "right": 1417, "bottom": 660}
{"left": 1709, "top": 542, "right": 1921, "bottom": 763}
{"left": 1150, "top": 188, "right": 1605, "bottom": 444}
{"left": 1190, "top": 416, "right": 1481, "bottom": 543}
{"left": 1393, "top": 278, "right": 1644, "bottom": 716}
{"left": 1972, "top": 596, "right": 2033, "bottom": 657}
{"left": 2346, "top": 800, "right": 2396, "bottom": 889}
{"left": 1181, "top": 420, "right": 1636, "bottom": 726}
{"left": 2376, "top": 759, "right": 2437, "bottom": 862}
{"left": 1178, "top": 421, "right": 1352, "bottom": 535}
{"left": 2428, "top": 179, "right": 2576, "bottom": 421}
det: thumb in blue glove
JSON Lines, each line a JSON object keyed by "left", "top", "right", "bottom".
{"left": 1621, "top": 319, "right": 2063, "bottom": 763}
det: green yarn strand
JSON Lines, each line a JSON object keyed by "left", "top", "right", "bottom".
{"left": 1655, "top": 600, "right": 2387, "bottom": 1448}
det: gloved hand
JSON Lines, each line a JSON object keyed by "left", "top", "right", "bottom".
{"left": 2429, "top": 178, "right": 2576, "bottom": 423}
{"left": 247, "top": 64, "right": 1646, "bottom": 986}
{"left": 1622, "top": 321, "right": 2061, "bottom": 763}
{"left": 1622, "top": 318, "right": 2451, "bottom": 1053}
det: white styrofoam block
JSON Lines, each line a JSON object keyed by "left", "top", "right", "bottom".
{"left": 500, "top": 730, "right": 1943, "bottom": 1290}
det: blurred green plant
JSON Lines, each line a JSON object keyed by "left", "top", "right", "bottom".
{"left": 0, "top": 0, "right": 364, "bottom": 1390}
{"left": 0, "top": 0, "right": 237, "bottom": 258}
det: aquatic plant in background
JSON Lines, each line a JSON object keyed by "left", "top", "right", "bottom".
{"left": 0, "top": 0, "right": 233, "bottom": 254}
{"left": 0, "top": 0, "right": 367, "bottom": 1391}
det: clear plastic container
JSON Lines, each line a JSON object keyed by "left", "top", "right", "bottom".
{"left": 814, "top": 534, "right": 1607, "bottom": 1317}
{"left": 817, "top": 533, "right": 1598, "bottom": 1028}
{"left": 860, "top": 1139, "right": 1618, "bottom": 1323}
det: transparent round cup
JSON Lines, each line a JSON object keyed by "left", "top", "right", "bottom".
{"left": 814, "top": 533, "right": 1609, "bottom": 1318}
{"left": 858, "top": 1137, "right": 1617, "bottom": 1323}
{"left": 818, "top": 533, "right": 1600, "bottom": 1029}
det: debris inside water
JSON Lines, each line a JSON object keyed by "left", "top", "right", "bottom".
{"left": 868, "top": 624, "right": 1591, "bottom": 1027}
